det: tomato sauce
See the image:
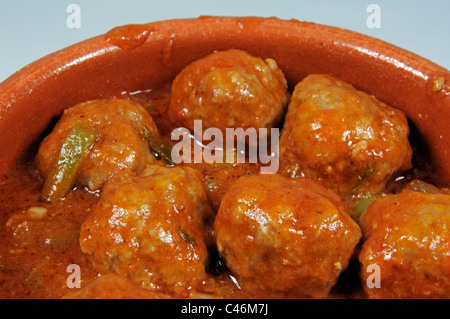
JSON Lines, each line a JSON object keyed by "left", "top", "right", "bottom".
{"left": 0, "top": 82, "right": 436, "bottom": 299}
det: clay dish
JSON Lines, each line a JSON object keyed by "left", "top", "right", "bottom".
{"left": 0, "top": 16, "right": 449, "bottom": 182}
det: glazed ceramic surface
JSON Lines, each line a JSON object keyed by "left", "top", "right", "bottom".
{"left": 0, "top": 17, "right": 449, "bottom": 182}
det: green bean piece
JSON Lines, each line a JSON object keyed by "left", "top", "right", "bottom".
{"left": 42, "top": 121, "right": 98, "bottom": 202}
{"left": 143, "top": 126, "right": 176, "bottom": 165}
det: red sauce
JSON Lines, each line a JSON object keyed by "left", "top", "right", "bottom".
{"left": 0, "top": 158, "right": 100, "bottom": 298}
{"left": 0, "top": 86, "right": 249, "bottom": 299}
{"left": 0, "top": 84, "right": 434, "bottom": 299}
{"left": 105, "top": 24, "right": 153, "bottom": 50}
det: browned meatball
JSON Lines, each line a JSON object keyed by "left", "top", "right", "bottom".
{"left": 200, "top": 161, "right": 260, "bottom": 211}
{"left": 359, "top": 191, "right": 450, "bottom": 298}
{"left": 180, "top": 147, "right": 261, "bottom": 211}
{"left": 169, "top": 49, "right": 290, "bottom": 133}
{"left": 79, "top": 165, "right": 212, "bottom": 297}
{"left": 214, "top": 174, "right": 361, "bottom": 298}
{"left": 36, "top": 98, "right": 163, "bottom": 191}
{"left": 279, "top": 74, "right": 412, "bottom": 206}
{"left": 62, "top": 274, "right": 172, "bottom": 299}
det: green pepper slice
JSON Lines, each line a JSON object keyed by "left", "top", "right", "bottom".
{"left": 42, "top": 121, "right": 98, "bottom": 202}
{"left": 143, "top": 126, "right": 176, "bottom": 165}
{"left": 353, "top": 193, "right": 384, "bottom": 217}
{"left": 348, "top": 163, "right": 376, "bottom": 195}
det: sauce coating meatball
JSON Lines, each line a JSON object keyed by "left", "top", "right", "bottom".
{"left": 63, "top": 274, "right": 172, "bottom": 299}
{"left": 79, "top": 165, "right": 212, "bottom": 297}
{"left": 279, "top": 74, "right": 412, "bottom": 202}
{"left": 214, "top": 174, "right": 361, "bottom": 298}
{"left": 36, "top": 98, "right": 163, "bottom": 191}
{"left": 359, "top": 191, "right": 450, "bottom": 298}
{"left": 180, "top": 148, "right": 260, "bottom": 211}
{"left": 169, "top": 49, "right": 290, "bottom": 133}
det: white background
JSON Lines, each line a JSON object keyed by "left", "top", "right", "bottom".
{"left": 0, "top": 0, "right": 449, "bottom": 82}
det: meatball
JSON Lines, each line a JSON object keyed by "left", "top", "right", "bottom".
{"left": 62, "top": 274, "right": 172, "bottom": 299}
{"left": 36, "top": 98, "right": 163, "bottom": 191}
{"left": 359, "top": 191, "right": 450, "bottom": 298}
{"left": 169, "top": 49, "right": 290, "bottom": 133}
{"left": 214, "top": 174, "right": 361, "bottom": 298}
{"left": 180, "top": 148, "right": 261, "bottom": 211}
{"left": 279, "top": 74, "right": 412, "bottom": 201}
{"left": 79, "top": 165, "right": 212, "bottom": 297}
{"left": 201, "top": 161, "right": 260, "bottom": 211}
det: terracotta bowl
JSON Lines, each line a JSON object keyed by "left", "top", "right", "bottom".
{"left": 0, "top": 16, "right": 449, "bottom": 183}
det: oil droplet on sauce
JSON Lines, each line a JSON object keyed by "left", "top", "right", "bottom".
{"left": 105, "top": 24, "right": 152, "bottom": 49}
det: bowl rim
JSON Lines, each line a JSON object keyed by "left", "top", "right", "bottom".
{"left": 0, "top": 16, "right": 449, "bottom": 183}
